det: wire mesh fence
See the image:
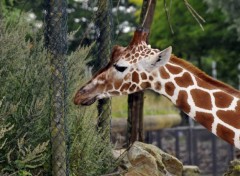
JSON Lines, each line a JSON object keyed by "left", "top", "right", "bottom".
{"left": 44, "top": 0, "right": 114, "bottom": 175}
{"left": 94, "top": 0, "right": 113, "bottom": 141}
{"left": 2, "top": 1, "right": 240, "bottom": 176}
{"left": 145, "top": 125, "right": 235, "bottom": 176}
{"left": 44, "top": 0, "right": 69, "bottom": 175}
{"left": 1, "top": 0, "right": 138, "bottom": 175}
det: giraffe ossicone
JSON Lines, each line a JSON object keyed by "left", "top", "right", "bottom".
{"left": 74, "top": 29, "right": 240, "bottom": 149}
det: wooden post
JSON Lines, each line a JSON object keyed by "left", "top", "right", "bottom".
{"left": 127, "top": 0, "right": 157, "bottom": 146}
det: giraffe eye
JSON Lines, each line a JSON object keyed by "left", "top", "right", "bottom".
{"left": 113, "top": 64, "right": 127, "bottom": 72}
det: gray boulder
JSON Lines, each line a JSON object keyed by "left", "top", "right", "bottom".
{"left": 124, "top": 142, "right": 183, "bottom": 176}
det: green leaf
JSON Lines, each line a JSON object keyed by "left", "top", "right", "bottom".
{"left": 18, "top": 170, "right": 32, "bottom": 176}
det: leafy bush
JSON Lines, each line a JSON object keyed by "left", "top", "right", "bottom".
{"left": 0, "top": 17, "right": 51, "bottom": 175}
{"left": 67, "top": 45, "right": 116, "bottom": 176}
{"left": 0, "top": 15, "right": 116, "bottom": 176}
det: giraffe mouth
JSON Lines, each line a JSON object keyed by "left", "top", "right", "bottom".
{"left": 74, "top": 91, "right": 97, "bottom": 106}
{"left": 74, "top": 96, "right": 97, "bottom": 106}
{"left": 80, "top": 97, "right": 97, "bottom": 106}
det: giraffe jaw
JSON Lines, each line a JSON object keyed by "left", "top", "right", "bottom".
{"left": 74, "top": 95, "right": 97, "bottom": 106}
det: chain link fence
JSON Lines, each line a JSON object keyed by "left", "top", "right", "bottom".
{"left": 44, "top": 0, "right": 113, "bottom": 175}
{"left": 44, "top": 0, "right": 69, "bottom": 175}
{"left": 0, "top": 0, "right": 127, "bottom": 175}
{"left": 94, "top": 0, "right": 113, "bottom": 140}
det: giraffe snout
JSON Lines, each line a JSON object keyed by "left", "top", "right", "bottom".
{"left": 78, "top": 86, "right": 87, "bottom": 94}
{"left": 74, "top": 86, "right": 87, "bottom": 105}
{"left": 73, "top": 83, "right": 98, "bottom": 106}
{"left": 73, "top": 90, "right": 82, "bottom": 105}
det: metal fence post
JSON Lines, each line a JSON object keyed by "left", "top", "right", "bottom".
{"left": 44, "top": 0, "right": 69, "bottom": 175}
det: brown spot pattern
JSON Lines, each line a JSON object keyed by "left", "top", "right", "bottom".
{"left": 216, "top": 124, "right": 234, "bottom": 145}
{"left": 160, "top": 67, "right": 170, "bottom": 79}
{"left": 129, "top": 84, "right": 136, "bottom": 92}
{"left": 217, "top": 110, "right": 240, "bottom": 129}
{"left": 196, "top": 77, "right": 215, "bottom": 90}
{"left": 120, "top": 82, "right": 131, "bottom": 92}
{"left": 140, "top": 72, "right": 147, "bottom": 80}
{"left": 132, "top": 48, "right": 136, "bottom": 54}
{"left": 175, "top": 72, "right": 194, "bottom": 88}
{"left": 195, "top": 112, "right": 214, "bottom": 131}
{"left": 132, "top": 71, "right": 140, "bottom": 83}
{"left": 213, "top": 92, "right": 234, "bottom": 108}
{"left": 166, "top": 64, "right": 183, "bottom": 74}
{"left": 176, "top": 91, "right": 190, "bottom": 114}
{"left": 114, "top": 80, "right": 122, "bottom": 90}
{"left": 106, "top": 84, "right": 113, "bottom": 90}
{"left": 191, "top": 89, "right": 212, "bottom": 110}
{"left": 149, "top": 76, "right": 154, "bottom": 81}
{"left": 125, "top": 53, "right": 130, "bottom": 58}
{"left": 140, "top": 82, "right": 151, "bottom": 89}
{"left": 165, "top": 82, "right": 175, "bottom": 96}
{"left": 132, "top": 59, "right": 137, "bottom": 63}
{"left": 154, "top": 82, "right": 161, "bottom": 90}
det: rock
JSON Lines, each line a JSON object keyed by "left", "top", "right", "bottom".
{"left": 224, "top": 160, "right": 240, "bottom": 176}
{"left": 123, "top": 142, "right": 183, "bottom": 176}
{"left": 183, "top": 165, "right": 200, "bottom": 176}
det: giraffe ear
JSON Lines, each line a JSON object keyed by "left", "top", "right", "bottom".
{"left": 146, "top": 46, "right": 172, "bottom": 71}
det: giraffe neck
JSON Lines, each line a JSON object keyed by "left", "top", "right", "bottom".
{"left": 151, "top": 55, "right": 240, "bottom": 149}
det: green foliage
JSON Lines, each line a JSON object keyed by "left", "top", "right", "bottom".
{"left": 0, "top": 16, "right": 51, "bottom": 175}
{"left": 0, "top": 123, "right": 14, "bottom": 150}
{"left": 3, "top": 134, "right": 49, "bottom": 175}
{"left": 67, "top": 44, "right": 116, "bottom": 176}
{"left": 0, "top": 15, "right": 117, "bottom": 175}
{"left": 68, "top": 107, "right": 115, "bottom": 176}
{"left": 204, "top": 0, "right": 240, "bottom": 40}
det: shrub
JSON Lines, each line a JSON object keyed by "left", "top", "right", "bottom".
{"left": 67, "top": 44, "right": 116, "bottom": 176}
{"left": 0, "top": 17, "right": 51, "bottom": 175}
{"left": 0, "top": 15, "right": 116, "bottom": 176}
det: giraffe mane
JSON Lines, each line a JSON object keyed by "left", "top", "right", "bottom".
{"left": 170, "top": 55, "right": 240, "bottom": 98}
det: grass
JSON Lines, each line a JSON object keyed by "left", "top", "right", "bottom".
{"left": 111, "top": 90, "right": 178, "bottom": 118}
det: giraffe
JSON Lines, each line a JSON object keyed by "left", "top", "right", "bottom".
{"left": 74, "top": 29, "right": 240, "bottom": 149}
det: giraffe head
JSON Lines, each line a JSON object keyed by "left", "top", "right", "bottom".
{"left": 74, "top": 29, "right": 172, "bottom": 105}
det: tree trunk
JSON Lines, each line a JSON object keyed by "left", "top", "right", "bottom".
{"left": 44, "top": 0, "right": 68, "bottom": 175}
{"left": 127, "top": 0, "right": 157, "bottom": 146}
{"left": 95, "top": 0, "right": 112, "bottom": 136}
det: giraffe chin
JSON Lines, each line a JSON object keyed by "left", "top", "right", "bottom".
{"left": 74, "top": 96, "right": 97, "bottom": 106}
